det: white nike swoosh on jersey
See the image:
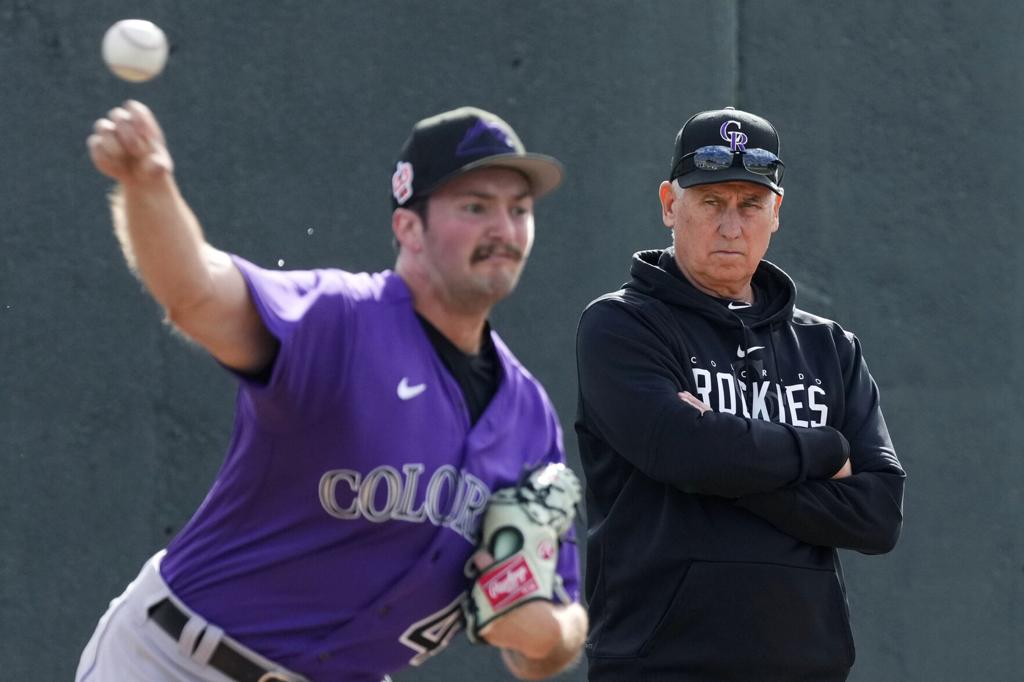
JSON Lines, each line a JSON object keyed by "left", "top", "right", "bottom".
{"left": 736, "top": 345, "right": 765, "bottom": 358}
{"left": 397, "top": 377, "right": 427, "bottom": 400}
{"left": 728, "top": 301, "right": 752, "bottom": 310}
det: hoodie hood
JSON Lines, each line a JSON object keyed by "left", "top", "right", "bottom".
{"left": 625, "top": 247, "right": 797, "bottom": 329}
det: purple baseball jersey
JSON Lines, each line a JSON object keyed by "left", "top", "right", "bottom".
{"left": 160, "top": 256, "right": 579, "bottom": 681}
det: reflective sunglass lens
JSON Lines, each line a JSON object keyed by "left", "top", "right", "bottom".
{"left": 741, "top": 148, "right": 780, "bottom": 175}
{"left": 693, "top": 146, "right": 734, "bottom": 170}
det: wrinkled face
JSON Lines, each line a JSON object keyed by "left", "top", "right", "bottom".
{"left": 661, "top": 181, "right": 781, "bottom": 297}
{"left": 419, "top": 167, "right": 535, "bottom": 310}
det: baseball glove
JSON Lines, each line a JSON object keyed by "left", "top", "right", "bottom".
{"left": 463, "top": 462, "right": 582, "bottom": 643}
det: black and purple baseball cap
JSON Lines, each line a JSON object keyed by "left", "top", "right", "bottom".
{"left": 391, "top": 107, "right": 563, "bottom": 209}
{"left": 669, "top": 107, "right": 785, "bottom": 196}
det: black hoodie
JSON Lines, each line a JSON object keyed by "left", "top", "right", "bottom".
{"left": 576, "top": 249, "right": 905, "bottom": 682}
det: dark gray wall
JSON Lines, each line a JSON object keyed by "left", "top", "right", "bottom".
{"left": 1, "top": 1, "right": 1019, "bottom": 679}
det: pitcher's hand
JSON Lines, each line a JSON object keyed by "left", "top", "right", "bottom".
{"left": 87, "top": 100, "right": 173, "bottom": 185}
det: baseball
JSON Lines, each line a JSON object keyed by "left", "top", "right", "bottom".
{"left": 102, "top": 19, "right": 168, "bottom": 82}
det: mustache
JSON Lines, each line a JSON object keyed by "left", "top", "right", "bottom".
{"left": 471, "top": 242, "right": 524, "bottom": 263}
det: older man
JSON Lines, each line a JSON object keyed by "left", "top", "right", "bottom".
{"left": 575, "top": 107, "right": 905, "bottom": 681}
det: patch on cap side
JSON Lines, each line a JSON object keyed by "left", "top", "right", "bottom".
{"left": 392, "top": 161, "right": 414, "bottom": 205}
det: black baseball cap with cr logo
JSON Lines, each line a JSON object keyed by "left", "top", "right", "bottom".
{"left": 669, "top": 106, "right": 784, "bottom": 196}
{"left": 391, "top": 107, "right": 564, "bottom": 209}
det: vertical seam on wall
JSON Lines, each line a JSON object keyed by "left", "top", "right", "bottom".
{"left": 733, "top": 0, "right": 742, "bottom": 103}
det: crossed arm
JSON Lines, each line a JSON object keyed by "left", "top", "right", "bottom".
{"left": 577, "top": 300, "right": 905, "bottom": 554}
{"left": 679, "top": 389, "right": 903, "bottom": 554}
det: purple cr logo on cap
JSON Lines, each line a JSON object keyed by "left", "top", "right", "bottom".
{"left": 720, "top": 120, "right": 748, "bottom": 151}
{"left": 456, "top": 120, "right": 516, "bottom": 158}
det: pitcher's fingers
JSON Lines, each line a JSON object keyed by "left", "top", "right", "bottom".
{"left": 91, "top": 119, "right": 127, "bottom": 159}
{"left": 123, "top": 100, "right": 165, "bottom": 145}
{"left": 108, "top": 107, "right": 146, "bottom": 157}
{"left": 87, "top": 133, "right": 123, "bottom": 174}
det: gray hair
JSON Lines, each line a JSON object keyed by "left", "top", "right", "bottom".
{"left": 672, "top": 179, "right": 686, "bottom": 199}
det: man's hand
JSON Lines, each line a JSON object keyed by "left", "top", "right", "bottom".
{"left": 464, "top": 463, "right": 581, "bottom": 640}
{"left": 472, "top": 552, "right": 587, "bottom": 680}
{"left": 831, "top": 459, "right": 853, "bottom": 479}
{"left": 679, "top": 391, "right": 711, "bottom": 414}
{"left": 474, "top": 570, "right": 558, "bottom": 657}
{"left": 87, "top": 100, "right": 174, "bottom": 186}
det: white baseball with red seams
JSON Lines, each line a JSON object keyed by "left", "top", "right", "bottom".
{"left": 102, "top": 19, "right": 168, "bottom": 82}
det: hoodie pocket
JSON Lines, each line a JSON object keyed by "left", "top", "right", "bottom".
{"left": 638, "top": 560, "right": 855, "bottom": 678}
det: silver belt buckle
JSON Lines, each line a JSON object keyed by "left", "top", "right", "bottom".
{"left": 258, "top": 674, "right": 293, "bottom": 682}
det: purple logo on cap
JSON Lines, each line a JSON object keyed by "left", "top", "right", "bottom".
{"left": 720, "top": 120, "right": 748, "bottom": 151}
{"left": 456, "top": 120, "right": 516, "bottom": 158}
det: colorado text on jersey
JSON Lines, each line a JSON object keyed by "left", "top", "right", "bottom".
{"left": 318, "top": 464, "right": 489, "bottom": 544}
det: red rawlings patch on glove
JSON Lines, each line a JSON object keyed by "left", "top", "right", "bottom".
{"left": 480, "top": 556, "right": 539, "bottom": 610}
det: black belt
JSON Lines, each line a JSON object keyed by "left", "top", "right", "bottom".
{"left": 147, "top": 598, "right": 287, "bottom": 682}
